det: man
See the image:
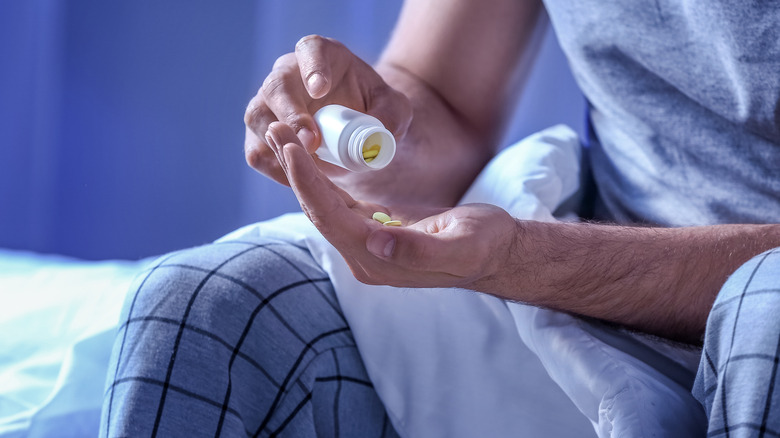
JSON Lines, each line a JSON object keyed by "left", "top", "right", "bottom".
{"left": 102, "top": 0, "right": 780, "bottom": 436}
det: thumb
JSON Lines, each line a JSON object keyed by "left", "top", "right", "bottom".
{"left": 295, "top": 35, "right": 334, "bottom": 99}
{"left": 366, "top": 230, "right": 396, "bottom": 258}
{"left": 366, "top": 227, "right": 460, "bottom": 273}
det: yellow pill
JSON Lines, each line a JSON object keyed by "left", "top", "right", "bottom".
{"left": 362, "top": 149, "right": 380, "bottom": 159}
{"left": 383, "top": 220, "right": 402, "bottom": 226}
{"left": 362, "top": 143, "right": 379, "bottom": 152}
{"left": 364, "top": 157, "right": 375, "bottom": 163}
{"left": 372, "top": 212, "right": 392, "bottom": 223}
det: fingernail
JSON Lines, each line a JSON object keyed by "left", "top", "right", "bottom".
{"left": 306, "top": 73, "right": 327, "bottom": 97}
{"left": 367, "top": 230, "right": 395, "bottom": 258}
{"left": 297, "top": 127, "right": 316, "bottom": 151}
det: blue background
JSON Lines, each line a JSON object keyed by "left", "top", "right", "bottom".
{"left": 0, "top": 0, "right": 582, "bottom": 261}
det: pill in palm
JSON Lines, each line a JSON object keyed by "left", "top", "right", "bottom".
{"left": 372, "top": 212, "right": 392, "bottom": 223}
{"left": 382, "top": 220, "right": 402, "bottom": 226}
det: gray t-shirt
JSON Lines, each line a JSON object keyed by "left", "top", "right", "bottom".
{"left": 544, "top": 1, "right": 780, "bottom": 226}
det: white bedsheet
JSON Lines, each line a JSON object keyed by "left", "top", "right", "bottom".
{"left": 0, "top": 251, "right": 151, "bottom": 437}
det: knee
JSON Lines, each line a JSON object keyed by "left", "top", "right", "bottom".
{"left": 124, "top": 239, "right": 329, "bottom": 321}
{"left": 123, "top": 242, "right": 248, "bottom": 323}
{"left": 120, "top": 239, "right": 348, "bottom": 348}
{"left": 711, "top": 247, "right": 780, "bottom": 310}
{"left": 694, "top": 247, "right": 780, "bottom": 428}
{"left": 705, "top": 247, "right": 780, "bottom": 345}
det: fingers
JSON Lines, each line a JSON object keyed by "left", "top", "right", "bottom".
{"left": 365, "top": 207, "right": 513, "bottom": 285}
{"left": 256, "top": 53, "right": 320, "bottom": 152}
{"left": 244, "top": 35, "right": 414, "bottom": 184}
{"left": 271, "top": 121, "right": 492, "bottom": 288}
{"left": 357, "top": 226, "right": 467, "bottom": 288}
{"left": 250, "top": 36, "right": 351, "bottom": 154}
{"left": 365, "top": 226, "right": 472, "bottom": 276}
{"left": 266, "top": 122, "right": 358, "bottom": 209}
{"left": 295, "top": 35, "right": 339, "bottom": 99}
{"left": 268, "top": 122, "right": 416, "bottom": 286}
{"left": 276, "top": 127, "right": 368, "bottom": 246}
{"left": 244, "top": 126, "right": 289, "bottom": 186}
{"left": 295, "top": 36, "right": 412, "bottom": 139}
{"left": 243, "top": 68, "right": 315, "bottom": 181}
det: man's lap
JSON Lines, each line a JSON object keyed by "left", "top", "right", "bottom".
{"left": 101, "top": 237, "right": 397, "bottom": 437}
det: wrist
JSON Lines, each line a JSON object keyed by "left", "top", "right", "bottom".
{"left": 470, "top": 217, "right": 542, "bottom": 297}
{"left": 505, "top": 219, "right": 553, "bottom": 302}
{"left": 473, "top": 219, "right": 583, "bottom": 309}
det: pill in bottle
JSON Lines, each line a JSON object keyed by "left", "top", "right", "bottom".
{"left": 313, "top": 104, "right": 396, "bottom": 172}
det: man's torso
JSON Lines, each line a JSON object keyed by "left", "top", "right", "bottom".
{"left": 543, "top": 0, "right": 780, "bottom": 225}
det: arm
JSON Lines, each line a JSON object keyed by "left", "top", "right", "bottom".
{"left": 477, "top": 221, "right": 780, "bottom": 344}
{"left": 244, "top": 0, "right": 544, "bottom": 206}
{"left": 263, "top": 125, "right": 780, "bottom": 344}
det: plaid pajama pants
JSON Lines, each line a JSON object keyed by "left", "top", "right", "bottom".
{"left": 694, "top": 247, "right": 780, "bottom": 438}
{"left": 100, "top": 237, "right": 399, "bottom": 438}
{"left": 101, "top": 231, "right": 780, "bottom": 437}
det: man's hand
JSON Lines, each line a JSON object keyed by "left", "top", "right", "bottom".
{"left": 243, "top": 0, "right": 545, "bottom": 207}
{"left": 244, "top": 35, "right": 412, "bottom": 186}
{"left": 265, "top": 122, "right": 518, "bottom": 288}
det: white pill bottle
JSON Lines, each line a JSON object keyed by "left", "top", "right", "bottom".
{"left": 313, "top": 104, "right": 396, "bottom": 172}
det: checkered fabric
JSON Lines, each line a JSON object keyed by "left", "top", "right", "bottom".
{"left": 101, "top": 238, "right": 399, "bottom": 438}
{"left": 694, "top": 247, "right": 780, "bottom": 438}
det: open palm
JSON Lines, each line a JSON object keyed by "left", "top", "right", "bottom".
{"left": 265, "top": 122, "right": 517, "bottom": 289}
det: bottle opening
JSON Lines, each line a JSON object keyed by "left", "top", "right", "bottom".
{"left": 359, "top": 131, "right": 394, "bottom": 169}
{"left": 361, "top": 133, "right": 383, "bottom": 164}
{"left": 348, "top": 125, "right": 396, "bottom": 171}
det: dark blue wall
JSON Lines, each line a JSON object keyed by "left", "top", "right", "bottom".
{"left": 1, "top": 1, "right": 260, "bottom": 260}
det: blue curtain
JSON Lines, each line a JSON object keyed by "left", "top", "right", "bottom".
{"left": 0, "top": 0, "right": 581, "bottom": 261}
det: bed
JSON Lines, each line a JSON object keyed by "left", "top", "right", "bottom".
{"left": 0, "top": 250, "right": 151, "bottom": 437}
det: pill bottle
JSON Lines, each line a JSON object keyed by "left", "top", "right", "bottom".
{"left": 313, "top": 104, "right": 396, "bottom": 172}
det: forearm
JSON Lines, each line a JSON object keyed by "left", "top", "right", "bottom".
{"left": 481, "top": 221, "right": 780, "bottom": 344}
{"left": 381, "top": 0, "right": 542, "bottom": 134}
